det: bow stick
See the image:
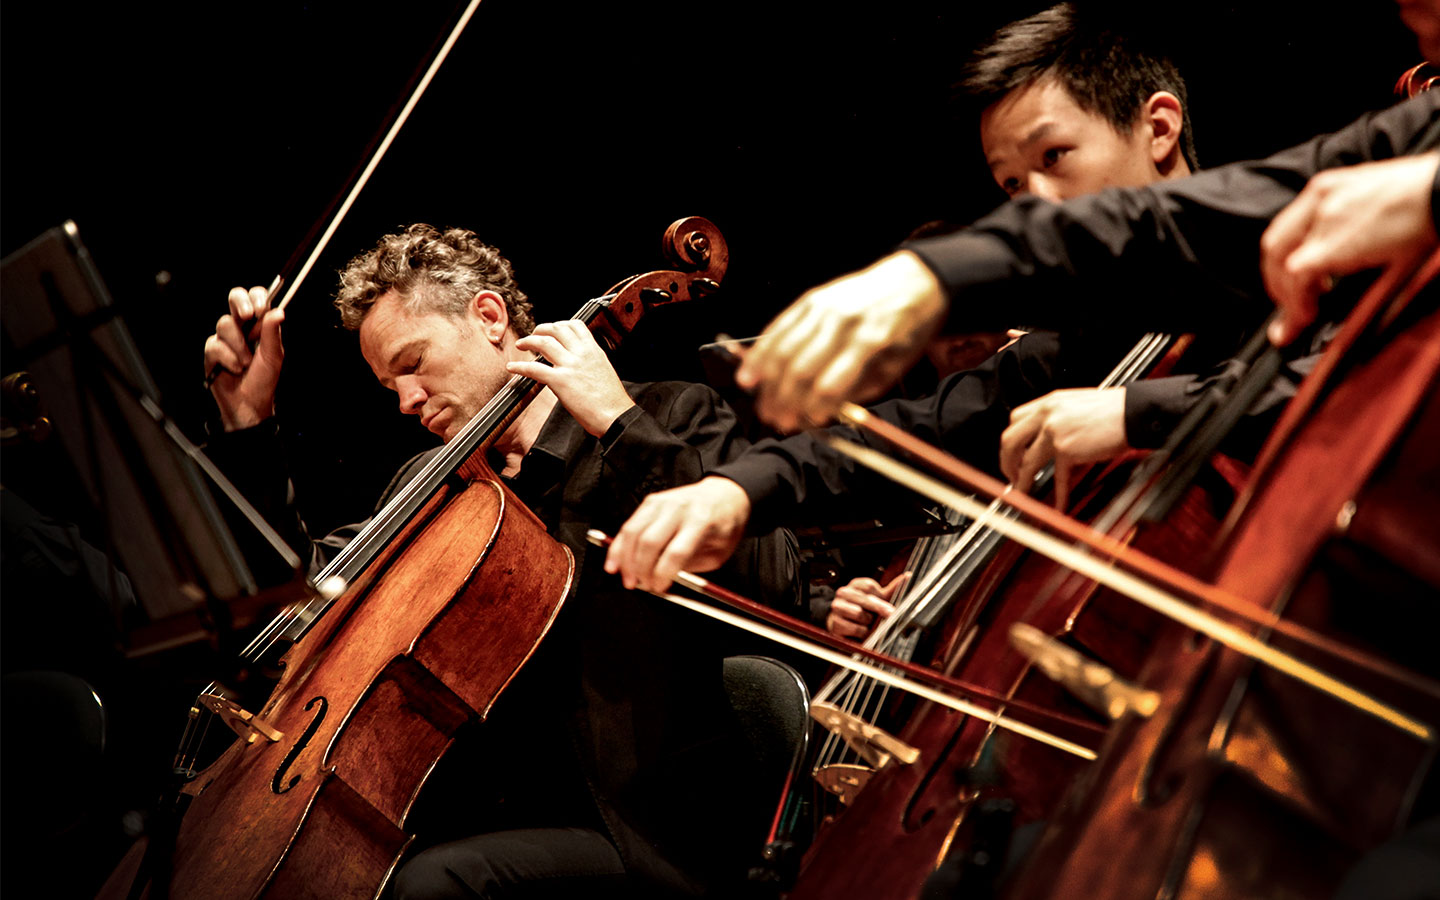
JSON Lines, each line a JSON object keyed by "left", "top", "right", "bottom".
{"left": 586, "top": 530, "right": 1101, "bottom": 760}
{"left": 204, "top": 0, "right": 487, "bottom": 387}
{"left": 824, "top": 428, "right": 1432, "bottom": 741}
{"left": 837, "top": 401, "right": 1440, "bottom": 704}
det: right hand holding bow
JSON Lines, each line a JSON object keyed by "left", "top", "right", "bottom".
{"left": 204, "top": 285, "right": 285, "bottom": 431}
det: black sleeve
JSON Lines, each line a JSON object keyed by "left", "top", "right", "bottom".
{"left": 1123, "top": 377, "right": 1198, "bottom": 449}
{"left": 204, "top": 419, "right": 333, "bottom": 578}
{"left": 713, "top": 332, "right": 1064, "bottom": 535}
{"left": 1124, "top": 332, "right": 1325, "bottom": 462}
{"left": 598, "top": 382, "right": 746, "bottom": 506}
{"left": 204, "top": 419, "right": 434, "bottom": 578}
{"left": 905, "top": 92, "right": 1440, "bottom": 336}
{"left": 600, "top": 382, "right": 804, "bottom": 615}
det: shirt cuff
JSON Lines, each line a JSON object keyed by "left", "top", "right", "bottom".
{"left": 598, "top": 403, "right": 703, "bottom": 499}
{"left": 599, "top": 404, "right": 644, "bottom": 454}
{"left": 902, "top": 232, "right": 1020, "bottom": 333}
{"left": 1123, "top": 376, "right": 1199, "bottom": 449}
{"left": 712, "top": 455, "right": 789, "bottom": 536}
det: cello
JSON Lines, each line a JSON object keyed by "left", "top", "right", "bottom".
{"left": 781, "top": 337, "right": 1256, "bottom": 900}
{"left": 98, "top": 216, "right": 731, "bottom": 900}
{"left": 791, "top": 250, "right": 1440, "bottom": 896}
{"left": 1000, "top": 254, "right": 1440, "bottom": 898}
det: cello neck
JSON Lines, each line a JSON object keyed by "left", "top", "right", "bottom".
{"left": 247, "top": 293, "right": 616, "bottom": 654}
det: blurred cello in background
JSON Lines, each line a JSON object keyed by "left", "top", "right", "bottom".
{"left": 1002, "top": 251, "right": 1440, "bottom": 898}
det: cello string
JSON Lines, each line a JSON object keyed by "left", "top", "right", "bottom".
{"left": 814, "top": 332, "right": 1173, "bottom": 734}
{"left": 821, "top": 544, "right": 938, "bottom": 752}
{"left": 826, "top": 436, "right": 1433, "bottom": 741}
{"left": 817, "top": 536, "right": 972, "bottom": 746}
{"left": 235, "top": 368, "right": 539, "bottom": 658}
{"left": 833, "top": 525, "right": 981, "bottom": 741}
{"left": 811, "top": 331, "right": 1174, "bottom": 780}
{"left": 819, "top": 525, "right": 969, "bottom": 706}
{"left": 649, "top": 584, "right": 1098, "bottom": 760}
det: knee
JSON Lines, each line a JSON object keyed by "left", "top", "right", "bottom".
{"left": 393, "top": 843, "right": 499, "bottom": 900}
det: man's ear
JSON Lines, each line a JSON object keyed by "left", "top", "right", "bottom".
{"left": 1144, "top": 91, "right": 1187, "bottom": 175}
{"left": 470, "top": 291, "right": 510, "bottom": 344}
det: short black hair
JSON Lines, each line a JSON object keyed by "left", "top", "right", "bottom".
{"left": 962, "top": 3, "right": 1198, "bottom": 171}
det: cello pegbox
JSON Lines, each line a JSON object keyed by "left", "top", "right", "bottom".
{"left": 591, "top": 217, "right": 730, "bottom": 349}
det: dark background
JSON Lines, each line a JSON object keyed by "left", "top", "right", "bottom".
{"left": 2, "top": 0, "right": 1420, "bottom": 533}
{"left": 0, "top": 0, "right": 1423, "bottom": 895}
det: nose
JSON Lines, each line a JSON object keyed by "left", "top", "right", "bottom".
{"left": 1023, "top": 175, "right": 1064, "bottom": 203}
{"left": 396, "top": 375, "right": 427, "bottom": 415}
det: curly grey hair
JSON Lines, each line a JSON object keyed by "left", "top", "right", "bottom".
{"left": 334, "top": 223, "right": 536, "bottom": 335}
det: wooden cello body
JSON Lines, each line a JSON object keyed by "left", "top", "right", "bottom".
{"left": 788, "top": 260, "right": 1440, "bottom": 897}
{"left": 788, "top": 335, "right": 1250, "bottom": 900}
{"left": 98, "top": 217, "right": 729, "bottom": 900}
{"left": 787, "top": 468, "right": 1244, "bottom": 900}
{"left": 107, "top": 481, "right": 572, "bottom": 900}
{"left": 1006, "top": 261, "right": 1440, "bottom": 898}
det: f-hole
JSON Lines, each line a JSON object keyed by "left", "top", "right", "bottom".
{"left": 272, "top": 696, "right": 328, "bottom": 794}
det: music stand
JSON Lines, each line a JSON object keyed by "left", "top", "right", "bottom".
{"left": 1, "top": 221, "right": 256, "bottom": 623}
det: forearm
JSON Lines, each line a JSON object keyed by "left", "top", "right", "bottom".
{"left": 908, "top": 93, "right": 1440, "bottom": 336}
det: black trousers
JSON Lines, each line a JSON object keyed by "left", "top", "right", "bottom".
{"left": 393, "top": 827, "right": 629, "bottom": 900}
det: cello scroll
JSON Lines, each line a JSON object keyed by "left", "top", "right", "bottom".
{"left": 590, "top": 216, "right": 728, "bottom": 348}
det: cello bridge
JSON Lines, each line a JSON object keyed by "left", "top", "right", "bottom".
{"left": 197, "top": 692, "right": 284, "bottom": 744}
{"left": 810, "top": 700, "right": 921, "bottom": 767}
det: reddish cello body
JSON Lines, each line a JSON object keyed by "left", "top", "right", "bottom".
{"left": 98, "top": 218, "right": 729, "bottom": 900}
{"left": 789, "top": 336, "right": 1251, "bottom": 900}
{"left": 118, "top": 482, "right": 572, "bottom": 899}
{"left": 788, "top": 473, "right": 1243, "bottom": 899}
{"left": 1007, "top": 261, "right": 1440, "bottom": 898}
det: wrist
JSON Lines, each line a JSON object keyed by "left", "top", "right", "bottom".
{"left": 704, "top": 475, "right": 752, "bottom": 523}
{"left": 218, "top": 401, "right": 273, "bottom": 432}
{"left": 590, "top": 399, "right": 638, "bottom": 439}
{"left": 596, "top": 400, "right": 642, "bottom": 443}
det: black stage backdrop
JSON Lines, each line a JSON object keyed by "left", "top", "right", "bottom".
{"left": 0, "top": 0, "right": 1421, "bottom": 894}
{"left": 2, "top": 0, "right": 1418, "bottom": 535}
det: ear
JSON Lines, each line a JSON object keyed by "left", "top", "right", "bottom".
{"left": 469, "top": 291, "right": 510, "bottom": 344}
{"left": 1143, "top": 91, "right": 1187, "bottom": 175}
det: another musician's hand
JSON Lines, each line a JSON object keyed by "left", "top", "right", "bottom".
{"left": 510, "top": 321, "right": 636, "bottom": 437}
{"left": 205, "top": 285, "right": 285, "bottom": 431}
{"left": 1001, "top": 387, "right": 1128, "bottom": 510}
{"left": 827, "top": 573, "right": 907, "bottom": 641}
{"left": 736, "top": 251, "right": 947, "bottom": 432}
{"left": 1261, "top": 152, "right": 1440, "bottom": 346}
{"left": 605, "top": 476, "right": 752, "bottom": 593}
